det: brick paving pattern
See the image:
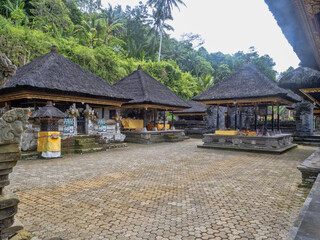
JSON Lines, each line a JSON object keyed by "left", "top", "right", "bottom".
{"left": 9, "top": 139, "right": 316, "bottom": 240}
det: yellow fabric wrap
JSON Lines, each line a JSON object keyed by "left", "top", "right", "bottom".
{"left": 242, "top": 131, "right": 257, "bottom": 136}
{"left": 147, "top": 124, "right": 170, "bottom": 131}
{"left": 121, "top": 119, "right": 144, "bottom": 130}
{"left": 37, "top": 131, "right": 61, "bottom": 152}
{"left": 215, "top": 130, "right": 239, "bottom": 136}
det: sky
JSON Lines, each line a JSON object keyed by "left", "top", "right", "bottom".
{"left": 102, "top": 0, "right": 300, "bottom": 73}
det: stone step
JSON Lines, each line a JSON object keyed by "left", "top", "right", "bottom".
{"left": 21, "top": 151, "right": 39, "bottom": 160}
{"left": 74, "top": 147, "right": 103, "bottom": 154}
{"left": 74, "top": 143, "right": 101, "bottom": 149}
{"left": 294, "top": 141, "right": 320, "bottom": 146}
{"left": 75, "top": 139, "right": 97, "bottom": 145}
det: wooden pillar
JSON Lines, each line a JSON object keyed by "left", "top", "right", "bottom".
{"left": 153, "top": 109, "right": 157, "bottom": 131}
{"left": 239, "top": 105, "right": 242, "bottom": 130}
{"left": 235, "top": 104, "right": 238, "bottom": 130}
{"left": 171, "top": 111, "right": 175, "bottom": 130}
{"left": 227, "top": 104, "right": 230, "bottom": 129}
{"left": 142, "top": 108, "right": 147, "bottom": 132}
{"left": 264, "top": 105, "right": 268, "bottom": 131}
{"left": 162, "top": 110, "right": 167, "bottom": 131}
{"left": 216, "top": 105, "right": 220, "bottom": 130}
{"left": 271, "top": 104, "right": 274, "bottom": 131}
{"left": 255, "top": 104, "right": 258, "bottom": 132}
{"left": 277, "top": 103, "right": 280, "bottom": 131}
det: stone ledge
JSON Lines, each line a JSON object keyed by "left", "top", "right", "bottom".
{"left": 298, "top": 148, "right": 320, "bottom": 186}
{"left": 287, "top": 174, "right": 320, "bottom": 240}
{"left": 198, "top": 143, "right": 297, "bottom": 154}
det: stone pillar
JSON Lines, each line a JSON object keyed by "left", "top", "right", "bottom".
{"left": 0, "top": 108, "right": 29, "bottom": 238}
{"left": 205, "top": 106, "right": 225, "bottom": 131}
{"left": 295, "top": 101, "right": 314, "bottom": 136}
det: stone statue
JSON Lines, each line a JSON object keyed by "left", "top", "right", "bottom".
{"left": 0, "top": 108, "right": 29, "bottom": 145}
{"left": 66, "top": 103, "right": 79, "bottom": 118}
{"left": 84, "top": 104, "right": 96, "bottom": 121}
{"left": 0, "top": 53, "right": 17, "bottom": 87}
{"left": 0, "top": 108, "right": 29, "bottom": 238}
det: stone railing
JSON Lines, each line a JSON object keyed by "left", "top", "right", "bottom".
{"left": 0, "top": 108, "right": 29, "bottom": 239}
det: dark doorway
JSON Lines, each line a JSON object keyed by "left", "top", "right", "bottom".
{"left": 77, "top": 115, "right": 86, "bottom": 135}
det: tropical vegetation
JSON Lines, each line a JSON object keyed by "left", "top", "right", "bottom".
{"left": 0, "top": 0, "right": 291, "bottom": 100}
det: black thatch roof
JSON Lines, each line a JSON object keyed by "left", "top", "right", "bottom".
{"left": 32, "top": 101, "right": 66, "bottom": 118}
{"left": 279, "top": 67, "right": 320, "bottom": 90}
{"left": 174, "top": 100, "right": 206, "bottom": 114}
{"left": 114, "top": 66, "right": 190, "bottom": 109}
{"left": 193, "top": 64, "right": 300, "bottom": 103}
{"left": 0, "top": 46, "right": 129, "bottom": 101}
{"left": 264, "top": 0, "right": 319, "bottom": 70}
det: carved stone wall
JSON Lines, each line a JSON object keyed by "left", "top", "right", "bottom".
{"left": 205, "top": 106, "right": 226, "bottom": 131}
{"left": 0, "top": 53, "right": 17, "bottom": 87}
{"left": 295, "top": 101, "right": 314, "bottom": 136}
{"left": 0, "top": 108, "right": 29, "bottom": 238}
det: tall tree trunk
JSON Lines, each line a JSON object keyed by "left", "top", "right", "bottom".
{"left": 157, "top": 17, "right": 165, "bottom": 62}
{"left": 158, "top": 31, "right": 162, "bottom": 62}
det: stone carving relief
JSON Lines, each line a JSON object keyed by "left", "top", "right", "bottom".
{"left": 0, "top": 108, "right": 29, "bottom": 145}
{"left": 0, "top": 53, "right": 17, "bottom": 87}
{"left": 66, "top": 103, "right": 79, "bottom": 118}
{"left": 0, "top": 108, "right": 29, "bottom": 238}
{"left": 84, "top": 104, "right": 97, "bottom": 121}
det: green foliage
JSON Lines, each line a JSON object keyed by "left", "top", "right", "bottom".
{"left": 0, "top": 0, "right": 281, "bottom": 102}
{"left": 63, "top": 0, "right": 83, "bottom": 25}
{"left": 140, "top": 60, "right": 197, "bottom": 100}
{"left": 30, "top": 0, "right": 72, "bottom": 30}
{"left": 2, "top": 0, "right": 27, "bottom": 25}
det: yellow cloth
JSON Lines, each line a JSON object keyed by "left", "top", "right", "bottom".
{"left": 147, "top": 123, "right": 170, "bottom": 131}
{"left": 37, "top": 131, "right": 61, "bottom": 152}
{"left": 242, "top": 131, "right": 256, "bottom": 136}
{"left": 215, "top": 130, "right": 239, "bottom": 136}
{"left": 121, "top": 119, "right": 144, "bottom": 130}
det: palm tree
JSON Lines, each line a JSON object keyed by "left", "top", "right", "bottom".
{"left": 74, "top": 20, "right": 98, "bottom": 48}
{"left": 3, "top": 0, "right": 27, "bottom": 25}
{"left": 147, "top": 0, "right": 186, "bottom": 62}
{"left": 196, "top": 75, "right": 214, "bottom": 93}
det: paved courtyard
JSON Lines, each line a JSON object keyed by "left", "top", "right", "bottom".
{"left": 9, "top": 139, "right": 316, "bottom": 240}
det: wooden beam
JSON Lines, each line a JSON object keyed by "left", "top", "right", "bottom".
{"left": 300, "top": 89, "right": 320, "bottom": 107}
{"left": 120, "top": 104, "right": 185, "bottom": 111}
{"left": 173, "top": 112, "right": 206, "bottom": 116}
{"left": 0, "top": 91, "right": 125, "bottom": 107}
{"left": 200, "top": 97, "right": 293, "bottom": 106}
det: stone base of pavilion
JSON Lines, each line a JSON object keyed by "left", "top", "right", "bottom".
{"left": 297, "top": 148, "right": 320, "bottom": 186}
{"left": 123, "top": 130, "right": 185, "bottom": 144}
{"left": 198, "top": 133, "right": 297, "bottom": 154}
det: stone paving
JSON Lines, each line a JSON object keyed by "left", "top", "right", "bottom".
{"left": 8, "top": 139, "right": 316, "bottom": 240}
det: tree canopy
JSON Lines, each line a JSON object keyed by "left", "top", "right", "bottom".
{"left": 0, "top": 0, "right": 284, "bottom": 100}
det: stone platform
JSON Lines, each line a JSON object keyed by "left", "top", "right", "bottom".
{"left": 298, "top": 148, "right": 320, "bottom": 186}
{"left": 123, "top": 130, "right": 185, "bottom": 144}
{"left": 198, "top": 133, "right": 297, "bottom": 154}
{"left": 287, "top": 174, "right": 320, "bottom": 240}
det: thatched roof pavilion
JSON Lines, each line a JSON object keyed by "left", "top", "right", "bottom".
{"left": 193, "top": 64, "right": 299, "bottom": 106}
{"left": 114, "top": 66, "right": 190, "bottom": 111}
{"left": 193, "top": 64, "right": 300, "bottom": 132}
{"left": 0, "top": 46, "right": 130, "bottom": 107}
{"left": 174, "top": 100, "right": 206, "bottom": 116}
{"left": 114, "top": 66, "right": 189, "bottom": 132}
{"left": 279, "top": 67, "right": 320, "bottom": 106}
